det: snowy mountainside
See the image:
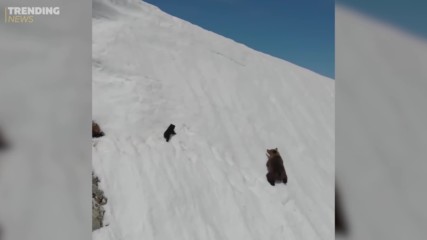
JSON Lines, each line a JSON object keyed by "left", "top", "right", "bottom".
{"left": 92, "top": 1, "right": 334, "bottom": 240}
{"left": 336, "top": 6, "right": 427, "bottom": 240}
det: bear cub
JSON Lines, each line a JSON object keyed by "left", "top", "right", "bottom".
{"left": 0, "top": 128, "right": 9, "bottom": 152}
{"left": 92, "top": 121, "right": 105, "bottom": 138}
{"left": 163, "top": 124, "right": 176, "bottom": 142}
{"left": 265, "top": 148, "right": 288, "bottom": 186}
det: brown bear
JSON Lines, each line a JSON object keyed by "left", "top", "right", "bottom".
{"left": 92, "top": 121, "right": 105, "bottom": 138}
{"left": 265, "top": 148, "right": 287, "bottom": 186}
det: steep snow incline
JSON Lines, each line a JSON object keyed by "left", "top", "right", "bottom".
{"left": 92, "top": 1, "right": 334, "bottom": 240}
{"left": 336, "top": 6, "right": 427, "bottom": 240}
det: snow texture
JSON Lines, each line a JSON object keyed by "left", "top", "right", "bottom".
{"left": 92, "top": 1, "right": 334, "bottom": 240}
{"left": 336, "top": 5, "right": 427, "bottom": 240}
{"left": 0, "top": 1, "right": 91, "bottom": 240}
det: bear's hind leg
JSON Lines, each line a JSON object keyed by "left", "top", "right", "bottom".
{"left": 282, "top": 174, "right": 288, "bottom": 184}
{"left": 266, "top": 173, "right": 275, "bottom": 186}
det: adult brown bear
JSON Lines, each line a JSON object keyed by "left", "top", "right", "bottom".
{"left": 265, "top": 148, "right": 287, "bottom": 186}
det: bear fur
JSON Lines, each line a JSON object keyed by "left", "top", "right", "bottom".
{"left": 265, "top": 148, "right": 287, "bottom": 186}
{"left": 92, "top": 121, "right": 105, "bottom": 138}
{"left": 335, "top": 187, "right": 348, "bottom": 234}
{"left": 163, "top": 124, "right": 176, "bottom": 142}
{"left": 0, "top": 128, "right": 9, "bottom": 151}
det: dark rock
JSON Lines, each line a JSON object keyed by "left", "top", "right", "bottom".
{"left": 92, "top": 172, "right": 107, "bottom": 231}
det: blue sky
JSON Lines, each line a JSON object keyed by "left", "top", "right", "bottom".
{"left": 145, "top": 0, "right": 335, "bottom": 78}
{"left": 338, "top": 0, "right": 427, "bottom": 40}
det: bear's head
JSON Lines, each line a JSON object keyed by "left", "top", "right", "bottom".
{"left": 266, "top": 148, "right": 280, "bottom": 158}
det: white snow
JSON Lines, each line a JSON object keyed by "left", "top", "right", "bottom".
{"left": 336, "top": 5, "right": 427, "bottom": 240}
{"left": 92, "top": 1, "right": 334, "bottom": 240}
{"left": 0, "top": 1, "right": 91, "bottom": 240}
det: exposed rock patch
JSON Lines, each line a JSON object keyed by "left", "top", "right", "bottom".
{"left": 92, "top": 172, "right": 108, "bottom": 231}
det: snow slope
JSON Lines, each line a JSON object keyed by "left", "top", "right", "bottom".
{"left": 0, "top": 1, "right": 91, "bottom": 240}
{"left": 336, "top": 5, "right": 427, "bottom": 240}
{"left": 92, "top": 1, "right": 334, "bottom": 240}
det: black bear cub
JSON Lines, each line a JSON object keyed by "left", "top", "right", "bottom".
{"left": 265, "top": 148, "right": 288, "bottom": 186}
{"left": 335, "top": 187, "right": 348, "bottom": 234}
{"left": 163, "top": 124, "right": 176, "bottom": 142}
{"left": 0, "top": 128, "right": 9, "bottom": 151}
{"left": 92, "top": 121, "right": 105, "bottom": 138}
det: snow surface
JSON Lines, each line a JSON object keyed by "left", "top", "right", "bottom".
{"left": 336, "top": 5, "right": 427, "bottom": 240}
{"left": 0, "top": 1, "right": 91, "bottom": 240}
{"left": 92, "top": 1, "right": 334, "bottom": 240}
